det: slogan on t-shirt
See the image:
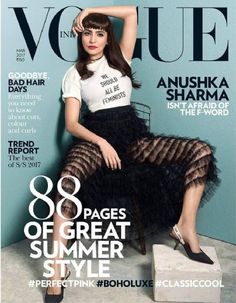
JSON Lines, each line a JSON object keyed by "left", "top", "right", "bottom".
{"left": 100, "top": 74, "right": 126, "bottom": 105}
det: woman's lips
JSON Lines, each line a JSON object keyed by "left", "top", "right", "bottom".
{"left": 88, "top": 46, "right": 97, "bottom": 49}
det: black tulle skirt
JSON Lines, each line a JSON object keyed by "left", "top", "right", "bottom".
{"left": 61, "top": 105, "right": 220, "bottom": 240}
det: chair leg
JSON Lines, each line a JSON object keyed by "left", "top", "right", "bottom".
{"left": 132, "top": 195, "right": 146, "bottom": 255}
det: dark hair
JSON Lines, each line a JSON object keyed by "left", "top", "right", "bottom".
{"left": 76, "top": 13, "right": 141, "bottom": 89}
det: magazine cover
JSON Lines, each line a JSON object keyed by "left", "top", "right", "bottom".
{"left": 1, "top": 1, "right": 236, "bottom": 303}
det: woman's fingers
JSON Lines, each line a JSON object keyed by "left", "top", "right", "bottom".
{"left": 103, "top": 156, "right": 120, "bottom": 170}
{"left": 71, "top": 24, "right": 78, "bottom": 35}
{"left": 108, "top": 155, "right": 122, "bottom": 170}
{"left": 116, "top": 157, "right": 122, "bottom": 170}
{"left": 72, "top": 23, "right": 82, "bottom": 33}
{"left": 99, "top": 140, "right": 121, "bottom": 170}
{"left": 71, "top": 28, "right": 76, "bottom": 36}
{"left": 79, "top": 19, "right": 84, "bottom": 31}
{"left": 107, "top": 156, "right": 115, "bottom": 170}
{"left": 104, "top": 157, "right": 110, "bottom": 169}
{"left": 71, "top": 15, "right": 84, "bottom": 34}
{"left": 76, "top": 21, "right": 83, "bottom": 32}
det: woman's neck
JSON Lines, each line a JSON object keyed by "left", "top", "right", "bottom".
{"left": 89, "top": 54, "right": 104, "bottom": 62}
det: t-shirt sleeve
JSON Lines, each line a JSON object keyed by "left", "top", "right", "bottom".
{"left": 62, "top": 65, "right": 82, "bottom": 103}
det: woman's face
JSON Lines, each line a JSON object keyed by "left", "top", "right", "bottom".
{"left": 81, "top": 27, "right": 108, "bottom": 58}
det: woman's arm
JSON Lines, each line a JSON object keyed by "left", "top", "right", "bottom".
{"left": 72, "top": 5, "right": 137, "bottom": 61}
{"left": 65, "top": 98, "right": 102, "bottom": 145}
{"left": 65, "top": 98, "right": 121, "bottom": 170}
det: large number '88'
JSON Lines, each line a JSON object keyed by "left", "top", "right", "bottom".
{"left": 29, "top": 175, "right": 82, "bottom": 220}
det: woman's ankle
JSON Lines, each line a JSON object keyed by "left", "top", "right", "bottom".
{"left": 176, "top": 221, "right": 196, "bottom": 234}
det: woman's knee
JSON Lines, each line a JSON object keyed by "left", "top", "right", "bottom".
{"left": 194, "top": 141, "right": 212, "bottom": 159}
{"left": 54, "top": 184, "right": 77, "bottom": 220}
{"left": 61, "top": 200, "right": 77, "bottom": 219}
{"left": 59, "top": 170, "right": 79, "bottom": 193}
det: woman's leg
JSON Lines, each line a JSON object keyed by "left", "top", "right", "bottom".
{"left": 127, "top": 136, "right": 215, "bottom": 252}
{"left": 176, "top": 184, "right": 205, "bottom": 252}
{"left": 47, "top": 211, "right": 72, "bottom": 295}
{"left": 47, "top": 141, "right": 103, "bottom": 295}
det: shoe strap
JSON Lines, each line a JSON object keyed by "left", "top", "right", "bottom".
{"left": 173, "top": 225, "right": 185, "bottom": 245}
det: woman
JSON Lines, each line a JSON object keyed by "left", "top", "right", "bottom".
{"left": 45, "top": 5, "right": 219, "bottom": 302}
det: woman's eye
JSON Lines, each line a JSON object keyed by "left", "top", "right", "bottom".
{"left": 97, "top": 33, "right": 104, "bottom": 37}
{"left": 83, "top": 31, "right": 90, "bottom": 36}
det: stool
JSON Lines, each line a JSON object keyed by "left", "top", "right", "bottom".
{"left": 152, "top": 244, "right": 222, "bottom": 302}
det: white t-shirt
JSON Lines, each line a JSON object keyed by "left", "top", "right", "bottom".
{"left": 62, "top": 55, "right": 132, "bottom": 112}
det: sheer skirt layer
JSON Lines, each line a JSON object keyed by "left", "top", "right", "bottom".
{"left": 55, "top": 105, "right": 220, "bottom": 239}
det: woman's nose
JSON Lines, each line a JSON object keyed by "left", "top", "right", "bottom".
{"left": 89, "top": 34, "right": 96, "bottom": 43}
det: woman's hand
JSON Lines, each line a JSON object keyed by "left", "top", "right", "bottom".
{"left": 97, "top": 138, "right": 121, "bottom": 170}
{"left": 72, "top": 9, "right": 90, "bottom": 35}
